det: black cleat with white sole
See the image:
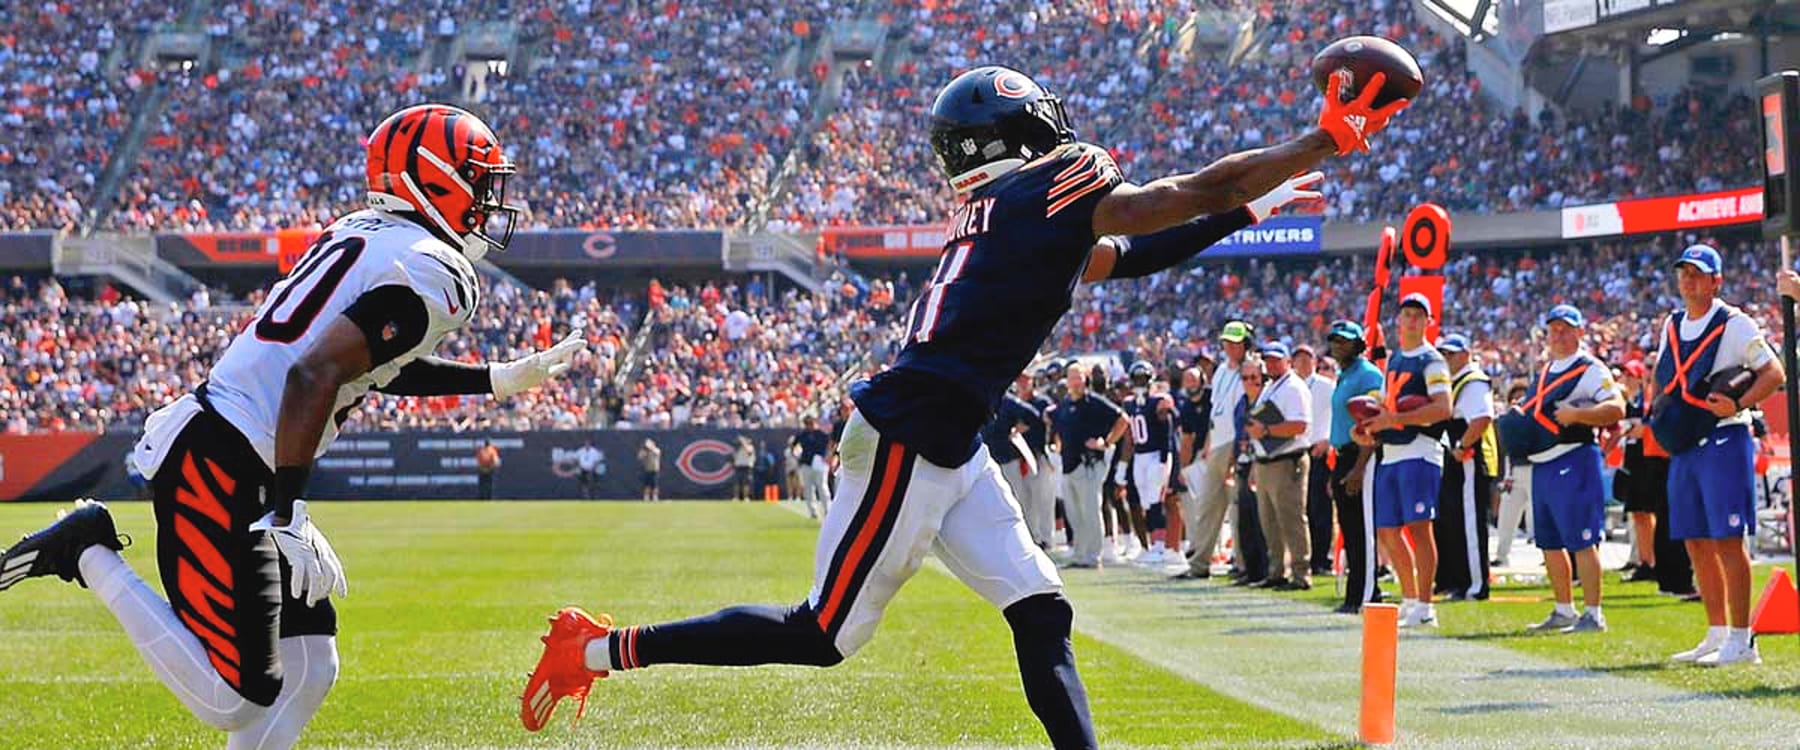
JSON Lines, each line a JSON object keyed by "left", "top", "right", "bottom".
{"left": 0, "top": 499, "right": 129, "bottom": 590}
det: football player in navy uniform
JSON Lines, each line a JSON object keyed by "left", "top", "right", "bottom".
{"left": 0, "top": 105, "right": 585, "bottom": 749}
{"left": 520, "top": 65, "right": 1408, "bottom": 747}
{"left": 1121, "top": 360, "right": 1180, "bottom": 565}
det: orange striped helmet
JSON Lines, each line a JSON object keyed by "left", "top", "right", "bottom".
{"left": 365, "top": 104, "right": 520, "bottom": 260}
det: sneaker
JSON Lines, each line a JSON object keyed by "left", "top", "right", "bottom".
{"left": 1252, "top": 577, "right": 1288, "bottom": 589}
{"left": 0, "top": 499, "right": 127, "bottom": 591}
{"left": 1625, "top": 566, "right": 1658, "bottom": 583}
{"left": 1698, "top": 638, "right": 1762, "bottom": 667}
{"left": 1560, "top": 610, "right": 1607, "bottom": 633}
{"left": 1169, "top": 568, "right": 1211, "bottom": 581}
{"left": 1400, "top": 605, "right": 1438, "bottom": 629}
{"left": 1100, "top": 547, "right": 1125, "bottom": 566}
{"left": 1670, "top": 635, "right": 1724, "bottom": 664}
{"left": 1526, "top": 610, "right": 1579, "bottom": 633}
{"left": 521, "top": 607, "right": 613, "bottom": 732}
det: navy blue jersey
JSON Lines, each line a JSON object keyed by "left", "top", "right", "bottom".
{"left": 1053, "top": 393, "right": 1126, "bottom": 474}
{"left": 1177, "top": 390, "right": 1209, "bottom": 444}
{"left": 981, "top": 410, "right": 1023, "bottom": 463}
{"left": 851, "top": 143, "right": 1123, "bottom": 467}
{"left": 792, "top": 429, "right": 830, "bottom": 464}
{"left": 1124, "top": 392, "right": 1177, "bottom": 455}
{"left": 1000, "top": 393, "right": 1048, "bottom": 454}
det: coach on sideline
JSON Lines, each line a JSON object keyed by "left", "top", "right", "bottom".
{"left": 1179, "top": 320, "right": 1252, "bottom": 579}
{"left": 1051, "top": 366, "right": 1128, "bottom": 568}
{"left": 1246, "top": 342, "right": 1313, "bottom": 589}
{"left": 1661, "top": 245, "right": 1785, "bottom": 665}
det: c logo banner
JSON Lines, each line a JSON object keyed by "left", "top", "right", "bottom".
{"left": 677, "top": 439, "right": 735, "bottom": 485}
{"left": 582, "top": 232, "right": 617, "bottom": 259}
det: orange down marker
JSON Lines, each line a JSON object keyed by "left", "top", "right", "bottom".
{"left": 1360, "top": 603, "right": 1399, "bottom": 745}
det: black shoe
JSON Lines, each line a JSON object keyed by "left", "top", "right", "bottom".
{"left": 1231, "top": 576, "right": 1265, "bottom": 588}
{"left": 0, "top": 500, "right": 127, "bottom": 590}
{"left": 1276, "top": 579, "right": 1312, "bottom": 591}
{"left": 1444, "top": 590, "right": 1469, "bottom": 602}
{"left": 1626, "top": 566, "right": 1658, "bottom": 583}
{"left": 1620, "top": 561, "right": 1639, "bottom": 572}
{"left": 1333, "top": 602, "right": 1362, "bottom": 615}
{"left": 1252, "top": 577, "right": 1288, "bottom": 589}
{"left": 1169, "top": 569, "right": 1211, "bottom": 580}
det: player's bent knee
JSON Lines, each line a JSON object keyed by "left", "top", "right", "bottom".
{"left": 1002, "top": 592, "right": 1074, "bottom": 639}
{"left": 200, "top": 699, "right": 269, "bottom": 733}
{"left": 289, "top": 639, "right": 341, "bottom": 702}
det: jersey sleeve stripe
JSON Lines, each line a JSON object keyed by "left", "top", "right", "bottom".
{"left": 1046, "top": 176, "right": 1113, "bottom": 219}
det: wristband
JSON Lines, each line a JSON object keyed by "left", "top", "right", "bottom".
{"left": 272, "top": 465, "right": 312, "bottom": 521}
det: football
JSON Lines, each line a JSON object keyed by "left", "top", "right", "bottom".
{"left": 1706, "top": 365, "right": 1756, "bottom": 403}
{"left": 1310, "top": 36, "right": 1424, "bottom": 108}
{"left": 1347, "top": 395, "right": 1384, "bottom": 424}
{"left": 1394, "top": 393, "right": 1431, "bottom": 413}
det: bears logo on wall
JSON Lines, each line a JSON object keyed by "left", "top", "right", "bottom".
{"left": 677, "top": 439, "right": 735, "bottom": 485}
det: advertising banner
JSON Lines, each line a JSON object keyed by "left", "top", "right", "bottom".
{"left": 1, "top": 429, "right": 799, "bottom": 502}
{"left": 1560, "top": 187, "right": 1763, "bottom": 239}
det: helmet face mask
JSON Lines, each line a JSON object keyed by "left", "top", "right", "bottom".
{"left": 928, "top": 66, "right": 1076, "bottom": 195}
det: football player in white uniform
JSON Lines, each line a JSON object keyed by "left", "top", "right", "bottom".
{"left": 0, "top": 104, "right": 584, "bottom": 749}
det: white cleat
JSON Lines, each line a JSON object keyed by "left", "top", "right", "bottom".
{"left": 1670, "top": 637, "right": 1723, "bottom": 664}
{"left": 1697, "top": 638, "right": 1761, "bottom": 667}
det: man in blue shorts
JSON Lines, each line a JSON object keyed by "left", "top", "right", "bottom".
{"left": 1356, "top": 293, "right": 1452, "bottom": 628}
{"left": 1514, "top": 305, "right": 1624, "bottom": 634}
{"left": 1656, "top": 245, "right": 1784, "bottom": 665}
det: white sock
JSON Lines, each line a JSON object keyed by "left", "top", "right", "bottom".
{"left": 1584, "top": 605, "right": 1602, "bottom": 618}
{"left": 81, "top": 546, "right": 263, "bottom": 731}
{"left": 584, "top": 634, "right": 615, "bottom": 672}
{"left": 1728, "top": 627, "right": 1752, "bottom": 646}
{"left": 1705, "top": 625, "right": 1729, "bottom": 644}
{"left": 227, "top": 635, "right": 338, "bottom": 750}
{"left": 1553, "top": 602, "right": 1577, "bottom": 618}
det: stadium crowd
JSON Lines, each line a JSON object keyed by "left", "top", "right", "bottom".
{"left": 0, "top": 1, "right": 1764, "bottom": 233}
{"left": 0, "top": 270, "right": 908, "bottom": 436}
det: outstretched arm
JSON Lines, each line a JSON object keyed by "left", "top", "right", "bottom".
{"left": 1090, "top": 72, "right": 1408, "bottom": 238}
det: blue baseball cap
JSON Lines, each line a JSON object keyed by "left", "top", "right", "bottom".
{"left": 1545, "top": 304, "right": 1586, "bottom": 329}
{"left": 1260, "top": 341, "right": 1290, "bottom": 359}
{"left": 1327, "top": 319, "right": 1365, "bottom": 341}
{"left": 1436, "top": 333, "right": 1470, "bottom": 353}
{"left": 1399, "top": 292, "right": 1434, "bottom": 318}
{"left": 1674, "top": 244, "right": 1722, "bottom": 276}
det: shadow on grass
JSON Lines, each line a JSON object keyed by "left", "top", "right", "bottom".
{"left": 1666, "top": 684, "right": 1800, "bottom": 703}
{"left": 1434, "top": 699, "right": 1556, "bottom": 715}
{"left": 1221, "top": 623, "right": 1355, "bottom": 636}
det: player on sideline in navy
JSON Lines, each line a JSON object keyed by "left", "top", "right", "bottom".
{"left": 519, "top": 65, "right": 1407, "bottom": 748}
{"left": 1121, "top": 360, "right": 1181, "bottom": 565}
{"left": 0, "top": 105, "right": 586, "bottom": 749}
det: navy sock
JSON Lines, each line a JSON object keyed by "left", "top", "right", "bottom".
{"left": 1003, "top": 592, "right": 1097, "bottom": 750}
{"left": 623, "top": 603, "right": 842, "bottom": 669}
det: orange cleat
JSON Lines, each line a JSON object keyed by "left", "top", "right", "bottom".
{"left": 520, "top": 606, "right": 613, "bottom": 732}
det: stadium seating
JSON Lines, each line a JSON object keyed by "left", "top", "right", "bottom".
{"left": 0, "top": 1, "right": 1764, "bottom": 232}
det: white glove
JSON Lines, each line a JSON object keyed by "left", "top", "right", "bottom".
{"left": 491, "top": 330, "right": 588, "bottom": 399}
{"left": 249, "top": 500, "right": 346, "bottom": 606}
{"left": 1245, "top": 171, "right": 1325, "bottom": 222}
{"left": 1112, "top": 461, "right": 1129, "bottom": 486}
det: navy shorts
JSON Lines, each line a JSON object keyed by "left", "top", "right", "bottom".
{"left": 1373, "top": 458, "right": 1440, "bottom": 529}
{"left": 1668, "top": 424, "right": 1755, "bottom": 541}
{"left": 1530, "top": 444, "right": 1606, "bottom": 552}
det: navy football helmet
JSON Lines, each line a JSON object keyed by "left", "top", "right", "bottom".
{"left": 928, "top": 66, "right": 1076, "bottom": 194}
{"left": 1128, "top": 360, "right": 1155, "bottom": 391}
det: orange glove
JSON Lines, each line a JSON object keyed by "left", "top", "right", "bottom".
{"left": 1317, "top": 72, "right": 1412, "bottom": 156}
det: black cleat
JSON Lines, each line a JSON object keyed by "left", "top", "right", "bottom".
{"left": 0, "top": 499, "right": 128, "bottom": 590}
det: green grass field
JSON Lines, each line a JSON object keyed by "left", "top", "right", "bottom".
{"left": 0, "top": 502, "right": 1337, "bottom": 750}
{"left": 1279, "top": 549, "right": 1800, "bottom": 713}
